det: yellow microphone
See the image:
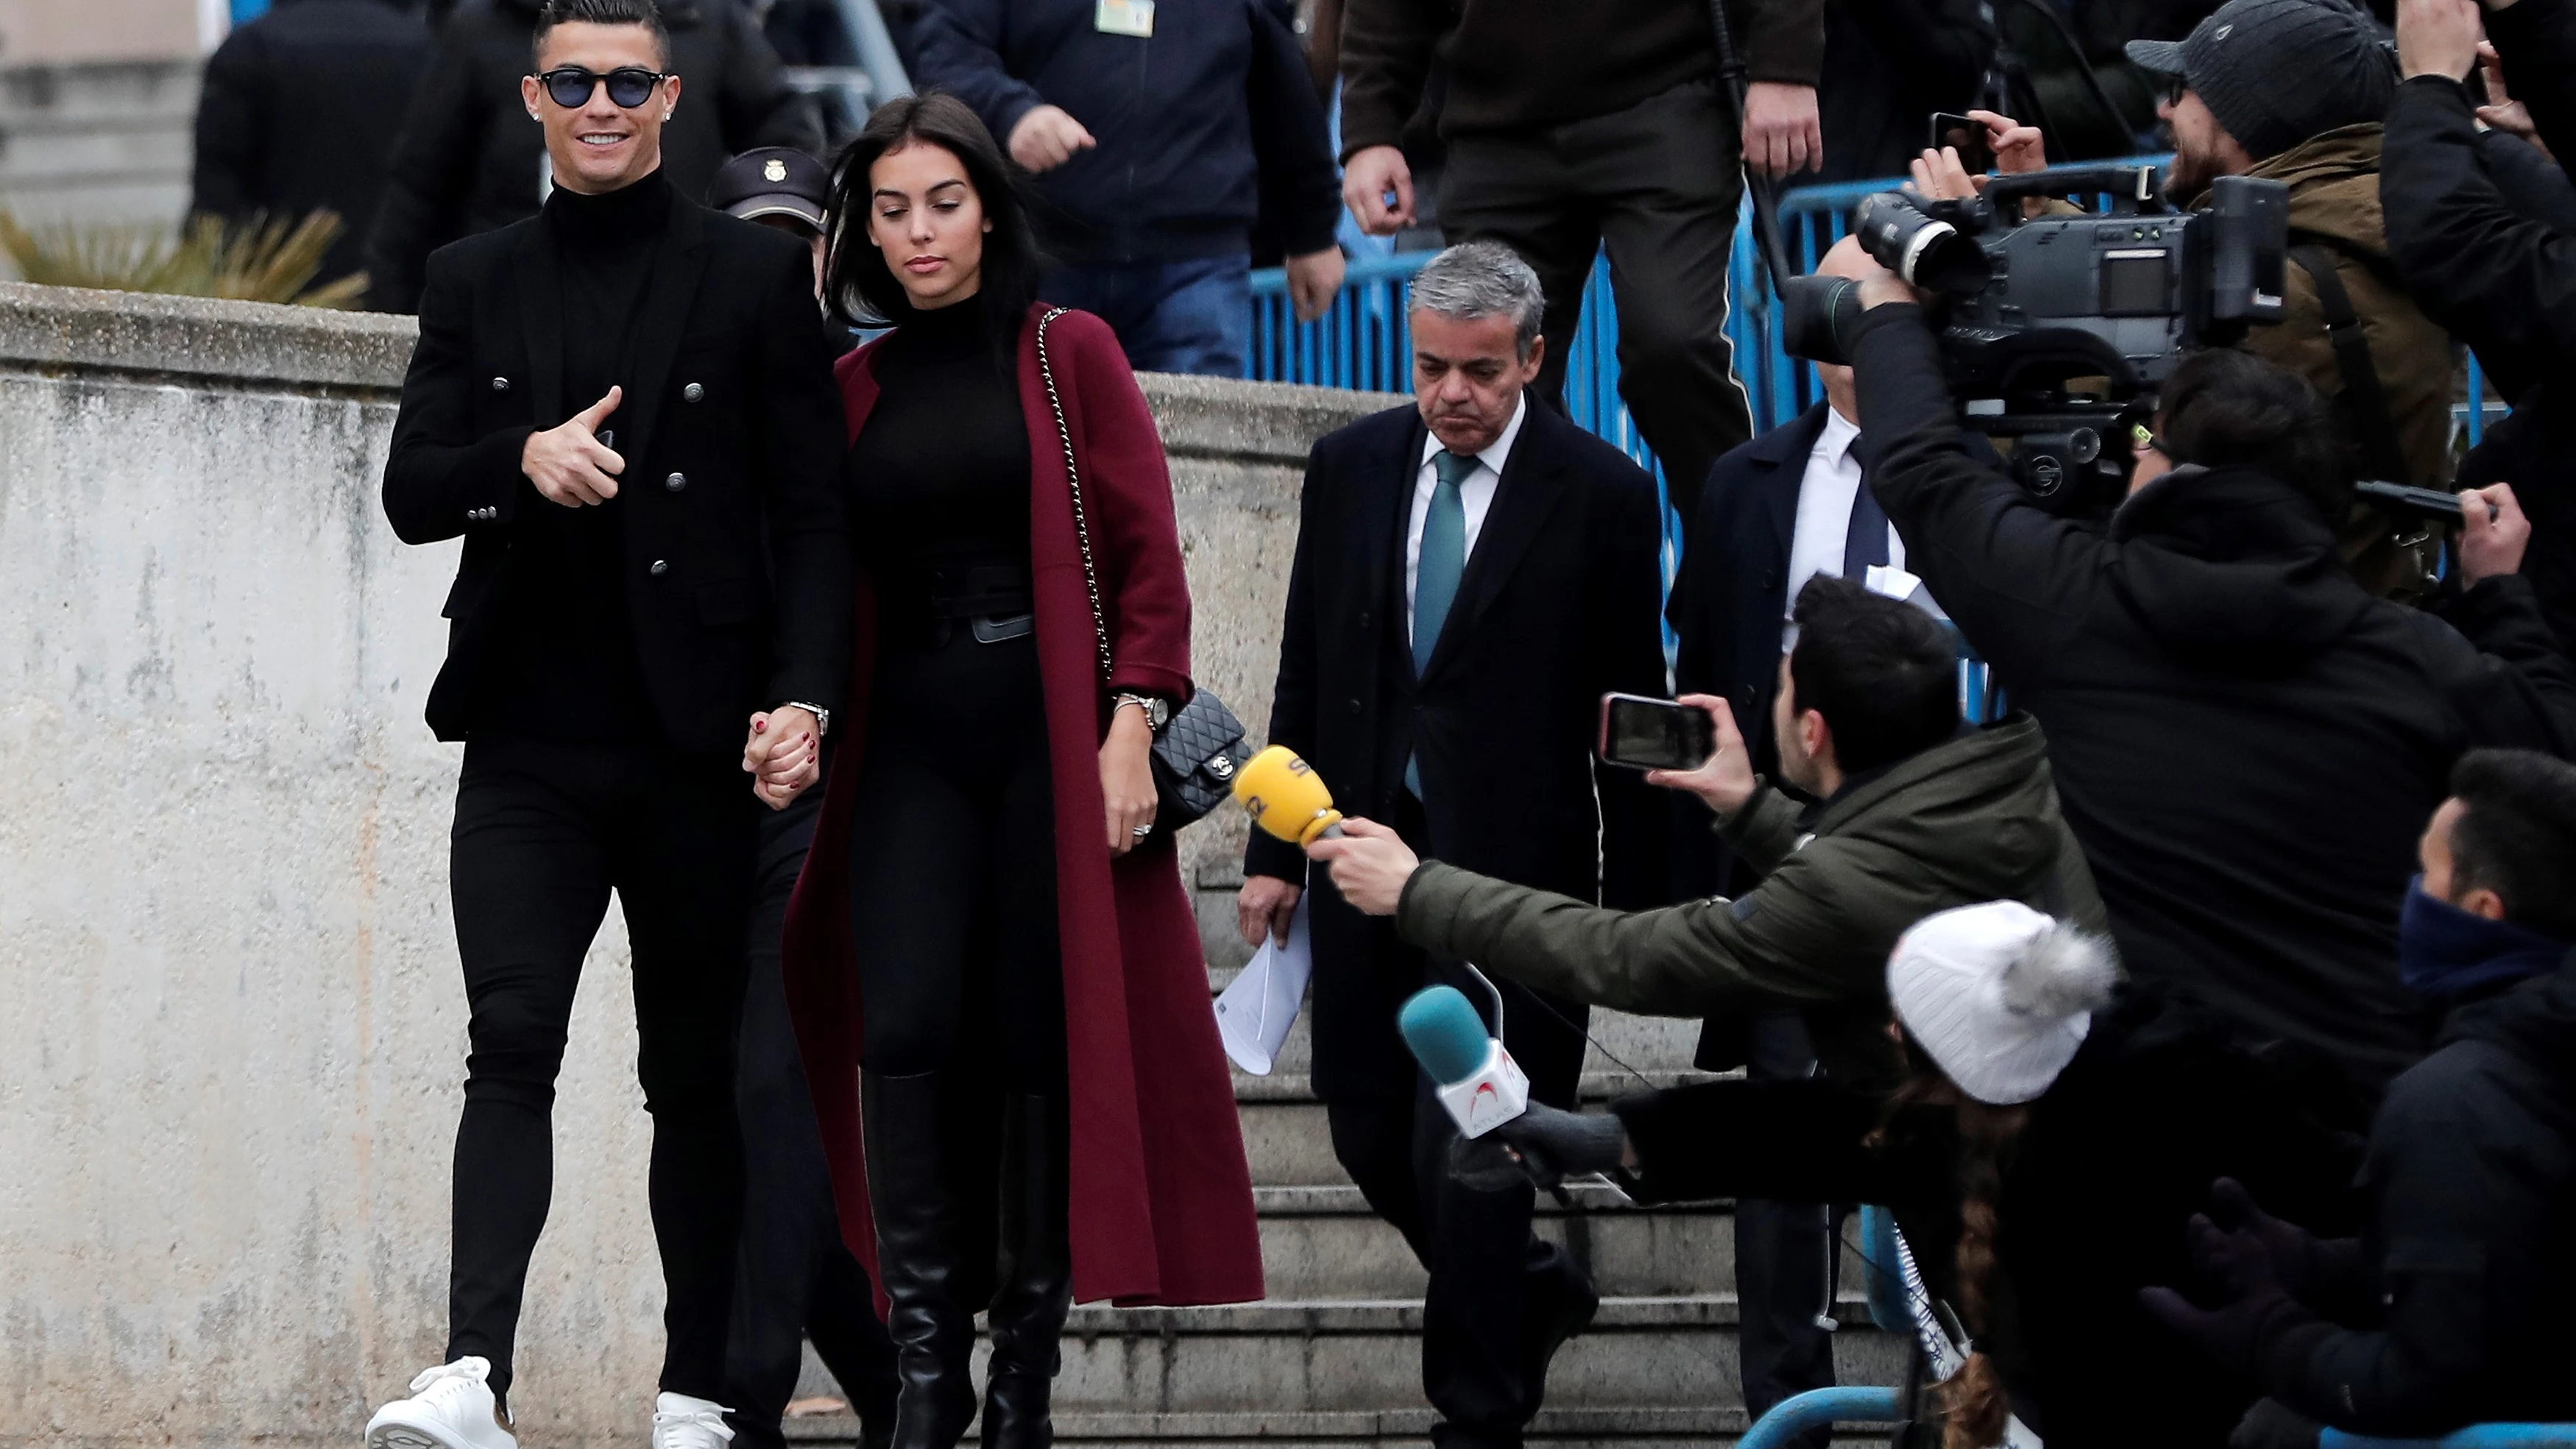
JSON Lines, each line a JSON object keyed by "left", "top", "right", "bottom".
{"left": 1231, "top": 745, "right": 1346, "bottom": 847}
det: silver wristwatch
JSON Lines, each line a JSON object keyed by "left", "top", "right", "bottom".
{"left": 1113, "top": 692, "right": 1170, "bottom": 731}
{"left": 777, "top": 701, "right": 832, "bottom": 737}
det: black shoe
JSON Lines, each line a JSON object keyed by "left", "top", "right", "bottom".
{"left": 861, "top": 1071, "right": 981, "bottom": 1449}
{"left": 981, "top": 1094, "right": 1073, "bottom": 1449}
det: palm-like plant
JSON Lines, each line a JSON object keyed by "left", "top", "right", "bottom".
{"left": 0, "top": 208, "right": 368, "bottom": 308}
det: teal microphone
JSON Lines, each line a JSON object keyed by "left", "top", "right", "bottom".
{"left": 1397, "top": 984, "right": 1530, "bottom": 1138}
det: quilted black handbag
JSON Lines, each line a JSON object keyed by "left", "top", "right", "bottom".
{"left": 1035, "top": 308, "right": 1253, "bottom": 836}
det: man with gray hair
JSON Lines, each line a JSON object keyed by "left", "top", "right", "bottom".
{"left": 1238, "top": 239, "right": 1674, "bottom": 1449}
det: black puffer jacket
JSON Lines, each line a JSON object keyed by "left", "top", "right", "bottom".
{"left": 365, "top": 0, "right": 820, "bottom": 313}
{"left": 1849, "top": 302, "right": 2576, "bottom": 1100}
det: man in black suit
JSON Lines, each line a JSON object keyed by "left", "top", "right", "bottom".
{"left": 1663, "top": 241, "right": 1938, "bottom": 1438}
{"left": 370, "top": 4, "right": 850, "bottom": 1449}
{"left": 1237, "top": 240, "right": 1669, "bottom": 1449}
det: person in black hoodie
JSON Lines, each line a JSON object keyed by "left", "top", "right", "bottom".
{"left": 2382, "top": 0, "right": 2576, "bottom": 655}
{"left": 2143, "top": 748, "right": 2576, "bottom": 1441}
{"left": 1833, "top": 238, "right": 2576, "bottom": 1105}
{"left": 366, "top": 0, "right": 822, "bottom": 313}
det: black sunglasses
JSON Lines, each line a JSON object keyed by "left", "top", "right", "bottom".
{"left": 2162, "top": 74, "right": 2189, "bottom": 106}
{"left": 535, "top": 65, "right": 668, "bottom": 109}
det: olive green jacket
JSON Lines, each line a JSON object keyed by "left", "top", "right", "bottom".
{"left": 1393, "top": 713, "right": 2106, "bottom": 1083}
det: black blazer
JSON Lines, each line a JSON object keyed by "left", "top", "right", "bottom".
{"left": 1248, "top": 400, "right": 1670, "bottom": 1099}
{"left": 383, "top": 188, "right": 852, "bottom": 754}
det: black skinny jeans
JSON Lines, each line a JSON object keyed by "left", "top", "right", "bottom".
{"left": 845, "top": 628, "right": 1067, "bottom": 1093}
{"left": 447, "top": 734, "right": 756, "bottom": 1406}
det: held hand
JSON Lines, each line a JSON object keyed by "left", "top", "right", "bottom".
{"left": 1446, "top": 1102, "right": 1632, "bottom": 1192}
{"left": 2204, "top": 1179, "right": 2326, "bottom": 1303}
{"left": 1100, "top": 704, "right": 1157, "bottom": 857}
{"left": 1237, "top": 875, "right": 1304, "bottom": 948}
{"left": 2458, "top": 482, "right": 2529, "bottom": 584}
{"left": 1969, "top": 110, "right": 2048, "bottom": 174}
{"left": 2397, "top": 0, "right": 2483, "bottom": 79}
{"left": 1287, "top": 247, "right": 1347, "bottom": 323}
{"left": 2475, "top": 43, "right": 2547, "bottom": 151}
{"left": 1743, "top": 82, "right": 1823, "bottom": 177}
{"left": 1645, "top": 694, "right": 1759, "bottom": 816}
{"left": 521, "top": 386, "right": 626, "bottom": 507}
{"left": 1303, "top": 816, "right": 1418, "bottom": 917}
{"left": 1908, "top": 145, "right": 1981, "bottom": 202}
{"left": 744, "top": 706, "right": 821, "bottom": 810}
{"left": 1008, "top": 104, "right": 1096, "bottom": 173}
{"left": 1342, "top": 145, "right": 1416, "bottom": 235}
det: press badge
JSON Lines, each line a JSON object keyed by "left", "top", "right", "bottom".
{"left": 1095, "top": 0, "right": 1154, "bottom": 35}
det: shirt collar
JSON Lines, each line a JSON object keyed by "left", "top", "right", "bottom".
{"left": 1814, "top": 404, "right": 1861, "bottom": 466}
{"left": 1420, "top": 392, "right": 1529, "bottom": 478}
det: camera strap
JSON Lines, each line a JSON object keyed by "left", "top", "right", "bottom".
{"left": 2288, "top": 241, "right": 2413, "bottom": 487}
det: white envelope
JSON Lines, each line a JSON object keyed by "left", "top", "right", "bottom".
{"left": 1214, "top": 894, "right": 1312, "bottom": 1075}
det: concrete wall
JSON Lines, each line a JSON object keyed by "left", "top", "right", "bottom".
{"left": 0, "top": 60, "right": 199, "bottom": 233}
{"left": 0, "top": 281, "right": 1385, "bottom": 1449}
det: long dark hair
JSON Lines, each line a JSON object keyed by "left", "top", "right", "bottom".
{"left": 822, "top": 92, "right": 1041, "bottom": 340}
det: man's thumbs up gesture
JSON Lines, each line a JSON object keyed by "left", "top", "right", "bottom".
{"left": 520, "top": 385, "right": 627, "bottom": 506}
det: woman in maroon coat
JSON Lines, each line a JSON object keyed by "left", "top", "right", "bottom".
{"left": 778, "top": 95, "right": 1262, "bottom": 1449}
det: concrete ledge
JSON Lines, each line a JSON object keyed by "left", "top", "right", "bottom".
{"left": 0, "top": 281, "right": 417, "bottom": 393}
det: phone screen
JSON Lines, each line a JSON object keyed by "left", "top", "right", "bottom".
{"left": 1931, "top": 112, "right": 1995, "bottom": 175}
{"left": 1600, "top": 695, "right": 1717, "bottom": 771}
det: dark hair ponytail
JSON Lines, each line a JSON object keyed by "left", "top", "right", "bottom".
{"left": 822, "top": 91, "right": 1041, "bottom": 344}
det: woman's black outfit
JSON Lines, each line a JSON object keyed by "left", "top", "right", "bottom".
{"left": 843, "top": 300, "right": 1072, "bottom": 1449}
{"left": 1607, "top": 990, "right": 2364, "bottom": 1449}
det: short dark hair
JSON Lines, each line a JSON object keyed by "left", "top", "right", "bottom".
{"left": 2158, "top": 347, "right": 2351, "bottom": 518}
{"left": 531, "top": 0, "right": 670, "bottom": 70}
{"left": 822, "top": 92, "right": 1041, "bottom": 336}
{"left": 2447, "top": 748, "right": 2576, "bottom": 940}
{"left": 1787, "top": 575, "right": 1961, "bottom": 775}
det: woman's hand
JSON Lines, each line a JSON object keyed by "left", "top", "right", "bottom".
{"left": 1101, "top": 703, "right": 1158, "bottom": 857}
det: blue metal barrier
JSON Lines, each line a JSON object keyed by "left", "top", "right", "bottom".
{"left": 2324, "top": 1430, "right": 2576, "bottom": 1449}
{"left": 1739, "top": 1387, "right": 1906, "bottom": 1449}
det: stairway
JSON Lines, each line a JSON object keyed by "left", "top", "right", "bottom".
{"left": 786, "top": 968, "right": 1903, "bottom": 1449}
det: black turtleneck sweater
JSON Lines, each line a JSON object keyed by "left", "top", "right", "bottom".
{"left": 846, "top": 299, "right": 1033, "bottom": 605}
{"left": 476, "top": 169, "right": 671, "bottom": 743}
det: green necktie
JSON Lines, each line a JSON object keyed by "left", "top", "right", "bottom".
{"left": 1407, "top": 449, "right": 1475, "bottom": 797}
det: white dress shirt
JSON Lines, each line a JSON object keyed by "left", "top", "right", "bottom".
{"left": 1780, "top": 405, "right": 1908, "bottom": 642}
{"left": 1405, "top": 393, "right": 1526, "bottom": 647}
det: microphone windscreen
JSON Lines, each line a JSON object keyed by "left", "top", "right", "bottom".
{"left": 1233, "top": 745, "right": 1341, "bottom": 846}
{"left": 1398, "top": 985, "right": 1490, "bottom": 1088}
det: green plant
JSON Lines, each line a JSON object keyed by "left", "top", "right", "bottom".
{"left": 0, "top": 208, "right": 369, "bottom": 308}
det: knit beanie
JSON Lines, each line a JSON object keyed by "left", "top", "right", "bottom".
{"left": 2124, "top": 0, "right": 2400, "bottom": 162}
{"left": 1887, "top": 901, "right": 2123, "bottom": 1105}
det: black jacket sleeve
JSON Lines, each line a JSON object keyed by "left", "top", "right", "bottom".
{"left": 1738, "top": 0, "right": 1829, "bottom": 87}
{"left": 743, "top": 242, "right": 854, "bottom": 714}
{"left": 367, "top": 33, "right": 487, "bottom": 313}
{"left": 1611, "top": 1078, "right": 1922, "bottom": 1205}
{"left": 382, "top": 247, "right": 537, "bottom": 546}
{"left": 909, "top": 0, "right": 1051, "bottom": 153}
{"left": 1245, "top": 448, "right": 1327, "bottom": 884}
{"left": 190, "top": 26, "right": 265, "bottom": 222}
{"left": 1592, "top": 470, "right": 1679, "bottom": 910}
{"left": 1849, "top": 303, "right": 2112, "bottom": 690}
{"left": 1245, "top": 0, "right": 1342, "bottom": 259}
{"left": 1334, "top": 0, "right": 1442, "bottom": 158}
{"left": 2418, "top": 574, "right": 2576, "bottom": 756}
{"left": 2381, "top": 76, "right": 2576, "bottom": 376}
{"left": 715, "top": 6, "right": 827, "bottom": 155}
{"left": 2485, "top": 0, "right": 2576, "bottom": 165}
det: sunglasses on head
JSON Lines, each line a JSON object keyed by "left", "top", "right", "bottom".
{"left": 535, "top": 65, "right": 668, "bottom": 109}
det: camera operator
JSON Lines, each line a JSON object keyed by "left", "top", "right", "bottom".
{"left": 1830, "top": 241, "right": 2576, "bottom": 1102}
{"left": 1306, "top": 575, "right": 2106, "bottom": 1090}
{"left": 2142, "top": 748, "right": 2576, "bottom": 1441}
{"left": 2382, "top": 0, "right": 2576, "bottom": 651}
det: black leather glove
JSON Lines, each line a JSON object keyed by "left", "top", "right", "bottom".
{"left": 2205, "top": 1179, "right": 2326, "bottom": 1303}
{"left": 2229, "top": 1398, "right": 2322, "bottom": 1449}
{"left": 1444, "top": 1101, "right": 1627, "bottom": 1192}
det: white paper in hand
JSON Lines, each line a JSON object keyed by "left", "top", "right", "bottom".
{"left": 1215, "top": 894, "right": 1312, "bottom": 1075}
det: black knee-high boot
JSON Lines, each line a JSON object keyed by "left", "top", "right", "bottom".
{"left": 861, "top": 1071, "right": 980, "bottom": 1449}
{"left": 980, "top": 1094, "right": 1072, "bottom": 1449}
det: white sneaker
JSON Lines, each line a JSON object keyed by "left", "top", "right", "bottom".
{"left": 364, "top": 1357, "right": 518, "bottom": 1449}
{"left": 651, "top": 1393, "right": 737, "bottom": 1449}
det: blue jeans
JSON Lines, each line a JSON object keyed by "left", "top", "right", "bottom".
{"left": 1041, "top": 253, "right": 1250, "bottom": 378}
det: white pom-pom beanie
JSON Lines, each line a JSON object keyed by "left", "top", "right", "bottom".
{"left": 1888, "top": 901, "right": 2123, "bottom": 1105}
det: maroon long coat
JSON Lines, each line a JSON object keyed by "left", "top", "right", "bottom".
{"left": 782, "top": 302, "right": 1264, "bottom": 1309}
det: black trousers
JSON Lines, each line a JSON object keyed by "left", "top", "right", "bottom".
{"left": 446, "top": 734, "right": 757, "bottom": 1405}
{"left": 726, "top": 766, "right": 900, "bottom": 1449}
{"left": 1324, "top": 798, "right": 1596, "bottom": 1449}
{"left": 1734, "top": 1010, "right": 1839, "bottom": 1438}
{"left": 1439, "top": 77, "right": 1755, "bottom": 513}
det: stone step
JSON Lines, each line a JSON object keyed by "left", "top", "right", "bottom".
{"left": 1255, "top": 1185, "right": 1764, "bottom": 1302}
{"left": 1206, "top": 973, "right": 1717, "bottom": 1086}
{"left": 1236, "top": 1073, "right": 1719, "bottom": 1189}
{"left": 788, "top": 1406, "right": 1904, "bottom": 1448}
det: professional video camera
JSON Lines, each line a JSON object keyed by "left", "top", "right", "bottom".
{"left": 1784, "top": 163, "right": 2290, "bottom": 511}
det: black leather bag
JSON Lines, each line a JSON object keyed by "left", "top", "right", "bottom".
{"left": 1034, "top": 308, "right": 1252, "bottom": 836}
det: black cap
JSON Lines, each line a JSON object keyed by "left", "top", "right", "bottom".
{"left": 710, "top": 147, "right": 829, "bottom": 233}
{"left": 2124, "top": 0, "right": 2397, "bottom": 161}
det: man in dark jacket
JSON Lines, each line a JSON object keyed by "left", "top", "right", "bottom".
{"left": 365, "top": 0, "right": 821, "bottom": 313}
{"left": 1836, "top": 254, "right": 2576, "bottom": 1105}
{"left": 2382, "top": 0, "right": 2576, "bottom": 653}
{"left": 911, "top": 0, "right": 1343, "bottom": 375}
{"left": 190, "top": 0, "right": 430, "bottom": 288}
{"left": 1814, "top": 0, "right": 1995, "bottom": 185}
{"left": 2144, "top": 748, "right": 2576, "bottom": 1439}
{"left": 1337, "top": 0, "right": 1825, "bottom": 509}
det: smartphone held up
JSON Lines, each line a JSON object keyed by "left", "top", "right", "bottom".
{"left": 1597, "top": 693, "right": 1718, "bottom": 772}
